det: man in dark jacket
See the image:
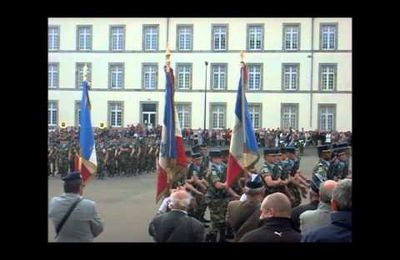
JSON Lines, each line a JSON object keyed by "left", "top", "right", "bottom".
{"left": 301, "top": 179, "right": 352, "bottom": 242}
{"left": 148, "top": 190, "right": 205, "bottom": 242}
{"left": 291, "top": 189, "right": 319, "bottom": 232}
{"left": 239, "top": 192, "right": 301, "bottom": 242}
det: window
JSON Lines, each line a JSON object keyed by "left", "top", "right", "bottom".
{"left": 143, "top": 64, "right": 158, "bottom": 89}
{"left": 212, "top": 25, "right": 227, "bottom": 51}
{"left": 319, "top": 105, "right": 336, "bottom": 131}
{"left": 248, "top": 25, "right": 263, "bottom": 51}
{"left": 321, "top": 24, "right": 337, "bottom": 50}
{"left": 248, "top": 64, "right": 262, "bottom": 90}
{"left": 211, "top": 64, "right": 227, "bottom": 90}
{"left": 77, "top": 26, "right": 92, "bottom": 51}
{"left": 75, "top": 101, "right": 81, "bottom": 127}
{"left": 48, "top": 26, "right": 59, "bottom": 50}
{"left": 283, "top": 64, "right": 299, "bottom": 91}
{"left": 281, "top": 104, "right": 298, "bottom": 131}
{"left": 109, "top": 64, "right": 124, "bottom": 89}
{"left": 176, "top": 104, "right": 191, "bottom": 129}
{"left": 48, "top": 101, "right": 58, "bottom": 127}
{"left": 76, "top": 63, "right": 92, "bottom": 89}
{"left": 211, "top": 104, "right": 226, "bottom": 129}
{"left": 48, "top": 63, "right": 59, "bottom": 88}
{"left": 143, "top": 25, "right": 158, "bottom": 51}
{"left": 284, "top": 25, "right": 299, "bottom": 50}
{"left": 320, "top": 64, "right": 337, "bottom": 91}
{"left": 110, "top": 26, "right": 125, "bottom": 51}
{"left": 177, "top": 25, "right": 193, "bottom": 51}
{"left": 176, "top": 64, "right": 192, "bottom": 90}
{"left": 109, "top": 102, "right": 123, "bottom": 127}
{"left": 249, "top": 104, "right": 261, "bottom": 129}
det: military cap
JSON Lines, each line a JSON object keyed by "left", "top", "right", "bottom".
{"left": 335, "top": 147, "right": 347, "bottom": 156}
{"left": 192, "top": 144, "right": 200, "bottom": 153}
{"left": 286, "top": 147, "right": 296, "bottom": 154}
{"left": 185, "top": 150, "right": 192, "bottom": 157}
{"left": 317, "top": 144, "right": 331, "bottom": 155}
{"left": 264, "top": 148, "right": 276, "bottom": 155}
{"left": 220, "top": 147, "right": 229, "bottom": 157}
{"left": 311, "top": 173, "right": 326, "bottom": 193}
{"left": 209, "top": 149, "right": 221, "bottom": 158}
{"left": 280, "top": 147, "right": 287, "bottom": 154}
{"left": 245, "top": 175, "right": 264, "bottom": 189}
{"left": 274, "top": 148, "right": 282, "bottom": 155}
{"left": 62, "top": 172, "right": 82, "bottom": 182}
{"left": 332, "top": 142, "right": 350, "bottom": 149}
{"left": 192, "top": 153, "right": 203, "bottom": 160}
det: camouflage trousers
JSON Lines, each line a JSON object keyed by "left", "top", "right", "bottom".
{"left": 194, "top": 194, "right": 208, "bottom": 220}
{"left": 287, "top": 183, "right": 301, "bottom": 208}
{"left": 206, "top": 197, "right": 229, "bottom": 233}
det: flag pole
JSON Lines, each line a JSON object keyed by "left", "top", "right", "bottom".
{"left": 240, "top": 51, "right": 248, "bottom": 171}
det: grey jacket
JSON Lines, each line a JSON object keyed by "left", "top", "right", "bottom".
{"left": 299, "top": 202, "right": 331, "bottom": 234}
{"left": 49, "top": 193, "right": 104, "bottom": 242}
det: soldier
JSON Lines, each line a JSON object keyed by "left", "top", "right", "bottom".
{"left": 261, "top": 148, "right": 286, "bottom": 196}
{"left": 96, "top": 148, "right": 107, "bottom": 180}
{"left": 280, "top": 148, "right": 301, "bottom": 208}
{"left": 311, "top": 144, "right": 331, "bottom": 188}
{"left": 49, "top": 145, "right": 58, "bottom": 176}
{"left": 328, "top": 147, "right": 348, "bottom": 181}
{"left": 286, "top": 147, "right": 309, "bottom": 200}
{"left": 205, "top": 149, "right": 239, "bottom": 242}
{"left": 199, "top": 144, "right": 209, "bottom": 176}
{"left": 190, "top": 152, "right": 209, "bottom": 223}
{"left": 58, "top": 147, "right": 69, "bottom": 178}
{"left": 119, "top": 144, "right": 130, "bottom": 176}
{"left": 106, "top": 146, "right": 116, "bottom": 177}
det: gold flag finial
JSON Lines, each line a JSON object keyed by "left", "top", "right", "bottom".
{"left": 83, "top": 64, "right": 88, "bottom": 81}
{"left": 240, "top": 51, "right": 245, "bottom": 62}
{"left": 166, "top": 45, "right": 171, "bottom": 72}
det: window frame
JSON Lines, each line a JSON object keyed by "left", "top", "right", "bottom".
{"left": 246, "top": 24, "right": 264, "bottom": 51}
{"left": 176, "top": 24, "right": 193, "bottom": 51}
{"left": 318, "top": 104, "right": 337, "bottom": 131}
{"left": 142, "top": 63, "right": 159, "bottom": 90}
{"left": 76, "top": 25, "right": 93, "bottom": 51}
{"left": 211, "top": 24, "right": 229, "bottom": 52}
{"left": 282, "top": 23, "right": 300, "bottom": 51}
{"left": 142, "top": 24, "right": 159, "bottom": 51}
{"left": 320, "top": 23, "right": 338, "bottom": 51}
{"left": 109, "top": 25, "right": 126, "bottom": 51}
{"left": 282, "top": 63, "right": 300, "bottom": 91}
{"left": 108, "top": 63, "right": 125, "bottom": 90}
{"left": 280, "top": 103, "right": 299, "bottom": 131}
{"left": 108, "top": 101, "right": 124, "bottom": 128}
{"left": 210, "top": 63, "right": 228, "bottom": 91}
{"left": 209, "top": 102, "right": 227, "bottom": 129}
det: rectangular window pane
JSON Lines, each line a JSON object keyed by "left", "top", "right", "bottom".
{"left": 48, "top": 27, "right": 59, "bottom": 50}
{"left": 111, "top": 27, "right": 124, "bottom": 50}
{"left": 78, "top": 26, "right": 91, "bottom": 50}
{"left": 178, "top": 26, "right": 192, "bottom": 50}
{"left": 322, "top": 25, "right": 336, "bottom": 50}
{"left": 48, "top": 64, "right": 59, "bottom": 88}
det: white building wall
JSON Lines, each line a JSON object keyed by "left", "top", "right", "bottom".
{"left": 48, "top": 17, "right": 352, "bottom": 131}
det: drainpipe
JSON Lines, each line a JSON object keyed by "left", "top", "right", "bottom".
{"left": 309, "top": 17, "right": 314, "bottom": 129}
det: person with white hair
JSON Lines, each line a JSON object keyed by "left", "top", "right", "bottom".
{"left": 148, "top": 190, "right": 205, "bottom": 242}
{"left": 301, "top": 179, "right": 352, "bottom": 242}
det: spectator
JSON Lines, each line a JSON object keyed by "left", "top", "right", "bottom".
{"left": 301, "top": 179, "right": 352, "bottom": 242}
{"left": 299, "top": 180, "right": 337, "bottom": 234}
{"left": 148, "top": 190, "right": 205, "bottom": 242}
{"left": 240, "top": 192, "right": 301, "bottom": 242}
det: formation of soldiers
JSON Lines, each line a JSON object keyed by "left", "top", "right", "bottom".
{"left": 48, "top": 134, "right": 159, "bottom": 179}
{"left": 159, "top": 141, "right": 351, "bottom": 242}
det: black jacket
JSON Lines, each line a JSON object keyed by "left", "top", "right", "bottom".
{"left": 239, "top": 217, "right": 301, "bottom": 243}
{"left": 291, "top": 200, "right": 319, "bottom": 232}
{"left": 148, "top": 210, "right": 205, "bottom": 242}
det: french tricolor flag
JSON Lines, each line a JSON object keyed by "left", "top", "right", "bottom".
{"left": 156, "top": 66, "right": 187, "bottom": 203}
{"left": 226, "top": 63, "right": 260, "bottom": 188}
{"left": 76, "top": 80, "right": 97, "bottom": 184}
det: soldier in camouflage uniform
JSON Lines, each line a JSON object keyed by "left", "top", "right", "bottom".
{"left": 118, "top": 144, "right": 131, "bottom": 176}
{"left": 96, "top": 148, "right": 107, "bottom": 179}
{"left": 311, "top": 144, "right": 331, "bottom": 189}
{"left": 199, "top": 144, "right": 210, "bottom": 176}
{"left": 280, "top": 147, "right": 302, "bottom": 207}
{"left": 106, "top": 146, "right": 116, "bottom": 177}
{"left": 205, "top": 149, "right": 235, "bottom": 242}
{"left": 261, "top": 148, "right": 286, "bottom": 196}
{"left": 57, "top": 147, "right": 69, "bottom": 178}
{"left": 48, "top": 145, "right": 58, "bottom": 176}
{"left": 328, "top": 147, "right": 348, "bottom": 181}
{"left": 188, "top": 152, "right": 209, "bottom": 223}
{"left": 130, "top": 144, "right": 138, "bottom": 176}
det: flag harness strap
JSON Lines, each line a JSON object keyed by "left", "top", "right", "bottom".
{"left": 55, "top": 197, "right": 83, "bottom": 238}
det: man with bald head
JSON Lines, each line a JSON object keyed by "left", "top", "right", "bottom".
{"left": 149, "top": 190, "right": 205, "bottom": 242}
{"left": 239, "top": 192, "right": 301, "bottom": 242}
{"left": 299, "top": 180, "right": 337, "bottom": 234}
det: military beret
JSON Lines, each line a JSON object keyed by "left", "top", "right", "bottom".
{"left": 264, "top": 148, "right": 276, "bottom": 155}
{"left": 274, "top": 148, "right": 282, "bottom": 155}
{"left": 209, "top": 149, "right": 221, "bottom": 157}
{"left": 335, "top": 148, "right": 347, "bottom": 155}
{"left": 185, "top": 150, "right": 192, "bottom": 157}
{"left": 286, "top": 147, "right": 296, "bottom": 154}
{"left": 62, "top": 172, "right": 82, "bottom": 182}
{"left": 280, "top": 147, "right": 287, "bottom": 154}
{"left": 220, "top": 148, "right": 229, "bottom": 156}
{"left": 200, "top": 144, "right": 207, "bottom": 149}
{"left": 192, "top": 153, "right": 203, "bottom": 159}
{"left": 192, "top": 144, "right": 200, "bottom": 153}
{"left": 245, "top": 175, "right": 264, "bottom": 189}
